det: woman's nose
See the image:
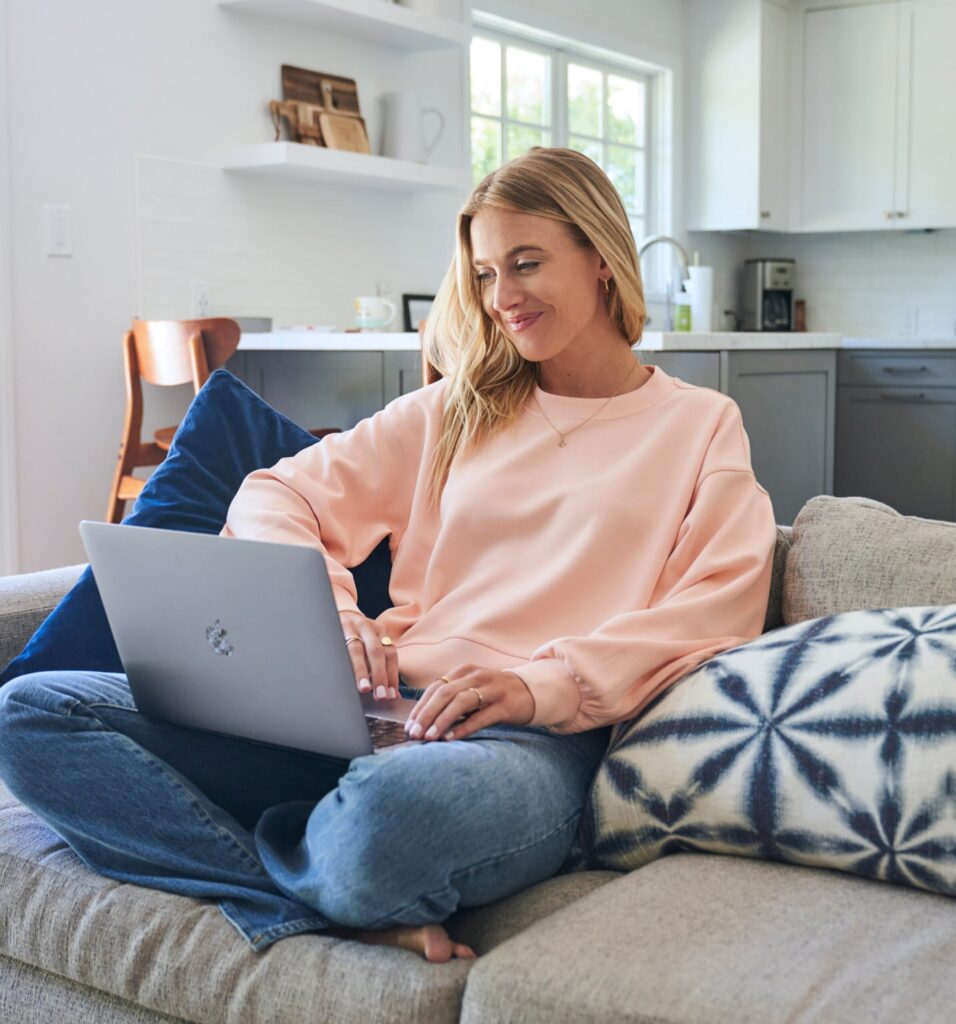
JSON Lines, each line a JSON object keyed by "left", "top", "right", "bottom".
{"left": 492, "top": 277, "right": 523, "bottom": 313}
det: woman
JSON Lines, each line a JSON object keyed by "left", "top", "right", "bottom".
{"left": 0, "top": 147, "right": 776, "bottom": 964}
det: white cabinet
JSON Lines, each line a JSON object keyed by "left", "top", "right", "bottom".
{"left": 798, "top": 0, "right": 956, "bottom": 232}
{"left": 686, "top": 0, "right": 790, "bottom": 232}
{"left": 905, "top": 0, "right": 956, "bottom": 228}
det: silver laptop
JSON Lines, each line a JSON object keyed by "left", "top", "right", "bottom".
{"left": 79, "top": 521, "right": 419, "bottom": 759}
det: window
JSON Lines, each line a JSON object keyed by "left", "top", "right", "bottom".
{"left": 469, "top": 28, "right": 652, "bottom": 254}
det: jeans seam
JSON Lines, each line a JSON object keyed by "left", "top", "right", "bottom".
{"left": 219, "top": 902, "right": 330, "bottom": 949}
{"left": 361, "top": 807, "right": 582, "bottom": 929}
{"left": 61, "top": 698, "right": 267, "bottom": 874}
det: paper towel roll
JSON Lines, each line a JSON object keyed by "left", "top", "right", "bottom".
{"left": 687, "top": 266, "right": 714, "bottom": 333}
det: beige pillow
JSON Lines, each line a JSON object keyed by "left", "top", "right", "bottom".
{"left": 783, "top": 495, "right": 956, "bottom": 625}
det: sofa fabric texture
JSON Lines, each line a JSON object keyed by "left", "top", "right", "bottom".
{"left": 784, "top": 495, "right": 956, "bottom": 624}
{"left": 583, "top": 602, "right": 956, "bottom": 897}
{"left": 0, "top": 566, "right": 84, "bottom": 674}
{"left": 459, "top": 851, "right": 956, "bottom": 1024}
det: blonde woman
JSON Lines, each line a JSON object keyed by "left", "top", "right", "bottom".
{"left": 0, "top": 148, "right": 776, "bottom": 963}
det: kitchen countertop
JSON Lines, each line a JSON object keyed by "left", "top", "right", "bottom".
{"left": 237, "top": 331, "right": 956, "bottom": 352}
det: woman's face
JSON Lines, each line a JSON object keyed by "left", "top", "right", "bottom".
{"left": 468, "top": 208, "right": 610, "bottom": 366}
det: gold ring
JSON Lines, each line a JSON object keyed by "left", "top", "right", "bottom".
{"left": 467, "top": 687, "right": 484, "bottom": 711}
{"left": 380, "top": 637, "right": 394, "bottom": 647}
{"left": 344, "top": 635, "right": 362, "bottom": 646}
{"left": 438, "top": 675, "right": 452, "bottom": 685}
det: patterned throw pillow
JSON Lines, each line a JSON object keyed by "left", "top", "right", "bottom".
{"left": 578, "top": 604, "right": 956, "bottom": 898}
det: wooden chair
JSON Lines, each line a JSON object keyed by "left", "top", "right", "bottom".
{"left": 106, "top": 318, "right": 340, "bottom": 523}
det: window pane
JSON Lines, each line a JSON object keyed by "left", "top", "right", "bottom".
{"left": 568, "top": 134, "right": 602, "bottom": 165}
{"left": 607, "top": 145, "right": 645, "bottom": 214}
{"left": 506, "top": 46, "right": 550, "bottom": 126}
{"left": 507, "top": 123, "right": 549, "bottom": 160}
{"left": 629, "top": 216, "right": 646, "bottom": 246}
{"left": 470, "top": 37, "right": 501, "bottom": 117}
{"left": 607, "top": 75, "right": 645, "bottom": 146}
{"left": 471, "top": 116, "right": 501, "bottom": 184}
{"left": 568, "top": 63, "right": 602, "bottom": 137}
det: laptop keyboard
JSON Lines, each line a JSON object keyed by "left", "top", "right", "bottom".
{"left": 366, "top": 716, "right": 413, "bottom": 749}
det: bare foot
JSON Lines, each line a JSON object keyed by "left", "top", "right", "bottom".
{"left": 328, "top": 922, "right": 478, "bottom": 962}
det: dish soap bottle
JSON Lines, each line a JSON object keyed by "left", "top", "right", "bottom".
{"left": 673, "top": 286, "right": 692, "bottom": 332}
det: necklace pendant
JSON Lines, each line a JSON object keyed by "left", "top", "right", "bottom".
{"left": 558, "top": 437, "right": 567, "bottom": 448}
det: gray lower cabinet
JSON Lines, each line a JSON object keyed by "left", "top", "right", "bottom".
{"left": 723, "top": 350, "right": 837, "bottom": 527}
{"left": 835, "top": 350, "right": 956, "bottom": 522}
{"left": 638, "top": 351, "right": 720, "bottom": 391}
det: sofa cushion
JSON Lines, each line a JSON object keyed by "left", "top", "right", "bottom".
{"left": 581, "top": 603, "right": 956, "bottom": 900}
{"left": 461, "top": 851, "right": 956, "bottom": 1024}
{"left": 0, "top": 566, "right": 84, "bottom": 675}
{"left": 0, "top": 371, "right": 392, "bottom": 684}
{"left": 0, "top": 778, "right": 618, "bottom": 1024}
{"left": 784, "top": 494, "right": 956, "bottom": 625}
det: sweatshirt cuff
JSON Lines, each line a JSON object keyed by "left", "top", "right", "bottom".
{"left": 505, "top": 659, "right": 581, "bottom": 729}
{"left": 331, "top": 584, "right": 361, "bottom": 616}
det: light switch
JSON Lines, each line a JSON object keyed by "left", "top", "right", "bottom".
{"left": 45, "top": 204, "right": 72, "bottom": 257}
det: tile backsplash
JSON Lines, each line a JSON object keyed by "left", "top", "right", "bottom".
{"left": 136, "top": 156, "right": 458, "bottom": 330}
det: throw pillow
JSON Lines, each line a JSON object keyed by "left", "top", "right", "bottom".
{"left": 0, "top": 370, "right": 392, "bottom": 683}
{"left": 579, "top": 604, "right": 956, "bottom": 899}
{"left": 784, "top": 495, "right": 956, "bottom": 625}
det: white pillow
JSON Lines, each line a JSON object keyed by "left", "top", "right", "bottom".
{"left": 579, "top": 604, "right": 956, "bottom": 898}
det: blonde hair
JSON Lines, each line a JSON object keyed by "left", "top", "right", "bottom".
{"left": 422, "top": 146, "right": 647, "bottom": 506}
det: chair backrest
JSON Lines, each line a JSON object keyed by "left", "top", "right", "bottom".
{"left": 131, "top": 318, "right": 241, "bottom": 390}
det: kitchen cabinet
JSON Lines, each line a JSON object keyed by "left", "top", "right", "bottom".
{"left": 686, "top": 0, "right": 790, "bottom": 231}
{"left": 798, "top": 0, "right": 956, "bottom": 232}
{"left": 723, "top": 350, "right": 836, "bottom": 526}
{"left": 835, "top": 350, "right": 956, "bottom": 521}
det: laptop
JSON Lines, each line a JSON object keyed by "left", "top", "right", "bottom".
{"left": 79, "top": 521, "right": 420, "bottom": 759}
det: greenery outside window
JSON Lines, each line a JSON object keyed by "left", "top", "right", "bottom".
{"left": 470, "top": 29, "right": 651, "bottom": 267}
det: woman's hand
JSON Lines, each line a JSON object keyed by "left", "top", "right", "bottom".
{"left": 340, "top": 610, "right": 401, "bottom": 702}
{"left": 403, "top": 666, "right": 536, "bottom": 742}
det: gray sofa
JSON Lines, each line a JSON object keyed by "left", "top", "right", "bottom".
{"left": 1, "top": 495, "right": 955, "bottom": 1024}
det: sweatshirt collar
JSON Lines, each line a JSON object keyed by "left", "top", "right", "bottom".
{"left": 530, "top": 362, "right": 671, "bottom": 420}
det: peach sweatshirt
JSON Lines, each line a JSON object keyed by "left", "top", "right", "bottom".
{"left": 222, "top": 364, "right": 777, "bottom": 734}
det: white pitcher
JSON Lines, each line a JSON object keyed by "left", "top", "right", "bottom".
{"left": 382, "top": 91, "right": 445, "bottom": 163}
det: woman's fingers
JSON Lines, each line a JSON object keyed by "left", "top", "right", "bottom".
{"left": 340, "top": 613, "right": 400, "bottom": 700}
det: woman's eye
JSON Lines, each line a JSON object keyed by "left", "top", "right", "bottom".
{"left": 476, "top": 262, "right": 538, "bottom": 285}
{"left": 517, "top": 261, "right": 539, "bottom": 272}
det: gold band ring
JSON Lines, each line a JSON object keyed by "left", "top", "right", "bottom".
{"left": 380, "top": 637, "right": 394, "bottom": 647}
{"left": 344, "top": 635, "right": 362, "bottom": 646}
{"left": 438, "top": 675, "right": 452, "bottom": 685}
{"left": 467, "top": 687, "right": 484, "bottom": 712}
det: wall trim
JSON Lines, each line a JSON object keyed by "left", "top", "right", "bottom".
{"left": 0, "top": 0, "right": 19, "bottom": 575}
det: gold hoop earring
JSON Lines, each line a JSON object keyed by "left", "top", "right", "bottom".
{"left": 603, "top": 278, "right": 611, "bottom": 296}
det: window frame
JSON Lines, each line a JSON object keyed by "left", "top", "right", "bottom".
{"left": 468, "top": 15, "right": 671, "bottom": 297}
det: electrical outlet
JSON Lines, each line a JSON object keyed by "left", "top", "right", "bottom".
{"left": 898, "top": 305, "right": 918, "bottom": 336}
{"left": 192, "top": 281, "right": 209, "bottom": 318}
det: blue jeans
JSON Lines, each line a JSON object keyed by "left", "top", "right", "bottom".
{"left": 0, "top": 670, "right": 609, "bottom": 951}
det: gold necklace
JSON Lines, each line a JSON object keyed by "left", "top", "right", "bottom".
{"left": 533, "top": 360, "right": 640, "bottom": 448}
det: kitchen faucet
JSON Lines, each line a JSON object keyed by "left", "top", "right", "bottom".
{"left": 637, "top": 235, "right": 691, "bottom": 330}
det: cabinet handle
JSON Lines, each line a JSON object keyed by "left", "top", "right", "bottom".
{"left": 881, "top": 365, "right": 929, "bottom": 375}
{"left": 760, "top": 210, "right": 770, "bottom": 219}
{"left": 883, "top": 211, "right": 895, "bottom": 219}
{"left": 879, "top": 392, "right": 927, "bottom": 401}
{"left": 895, "top": 211, "right": 907, "bottom": 218}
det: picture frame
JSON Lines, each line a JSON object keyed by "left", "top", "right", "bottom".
{"left": 402, "top": 293, "right": 436, "bottom": 333}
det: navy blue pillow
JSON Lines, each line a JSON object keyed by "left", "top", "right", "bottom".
{"left": 0, "top": 370, "right": 392, "bottom": 683}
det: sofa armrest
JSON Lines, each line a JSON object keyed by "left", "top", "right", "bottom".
{"left": 0, "top": 565, "right": 86, "bottom": 674}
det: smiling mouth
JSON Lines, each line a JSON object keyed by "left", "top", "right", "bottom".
{"left": 507, "top": 313, "right": 543, "bottom": 331}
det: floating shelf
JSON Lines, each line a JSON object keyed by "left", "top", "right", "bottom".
{"left": 216, "top": 0, "right": 469, "bottom": 50}
{"left": 223, "top": 142, "right": 472, "bottom": 192}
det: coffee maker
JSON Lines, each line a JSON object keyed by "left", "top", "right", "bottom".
{"left": 740, "top": 259, "right": 795, "bottom": 331}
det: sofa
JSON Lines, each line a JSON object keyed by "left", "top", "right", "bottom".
{"left": 1, "top": 494, "right": 955, "bottom": 1024}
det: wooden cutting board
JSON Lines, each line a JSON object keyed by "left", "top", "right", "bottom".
{"left": 280, "top": 65, "right": 369, "bottom": 153}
